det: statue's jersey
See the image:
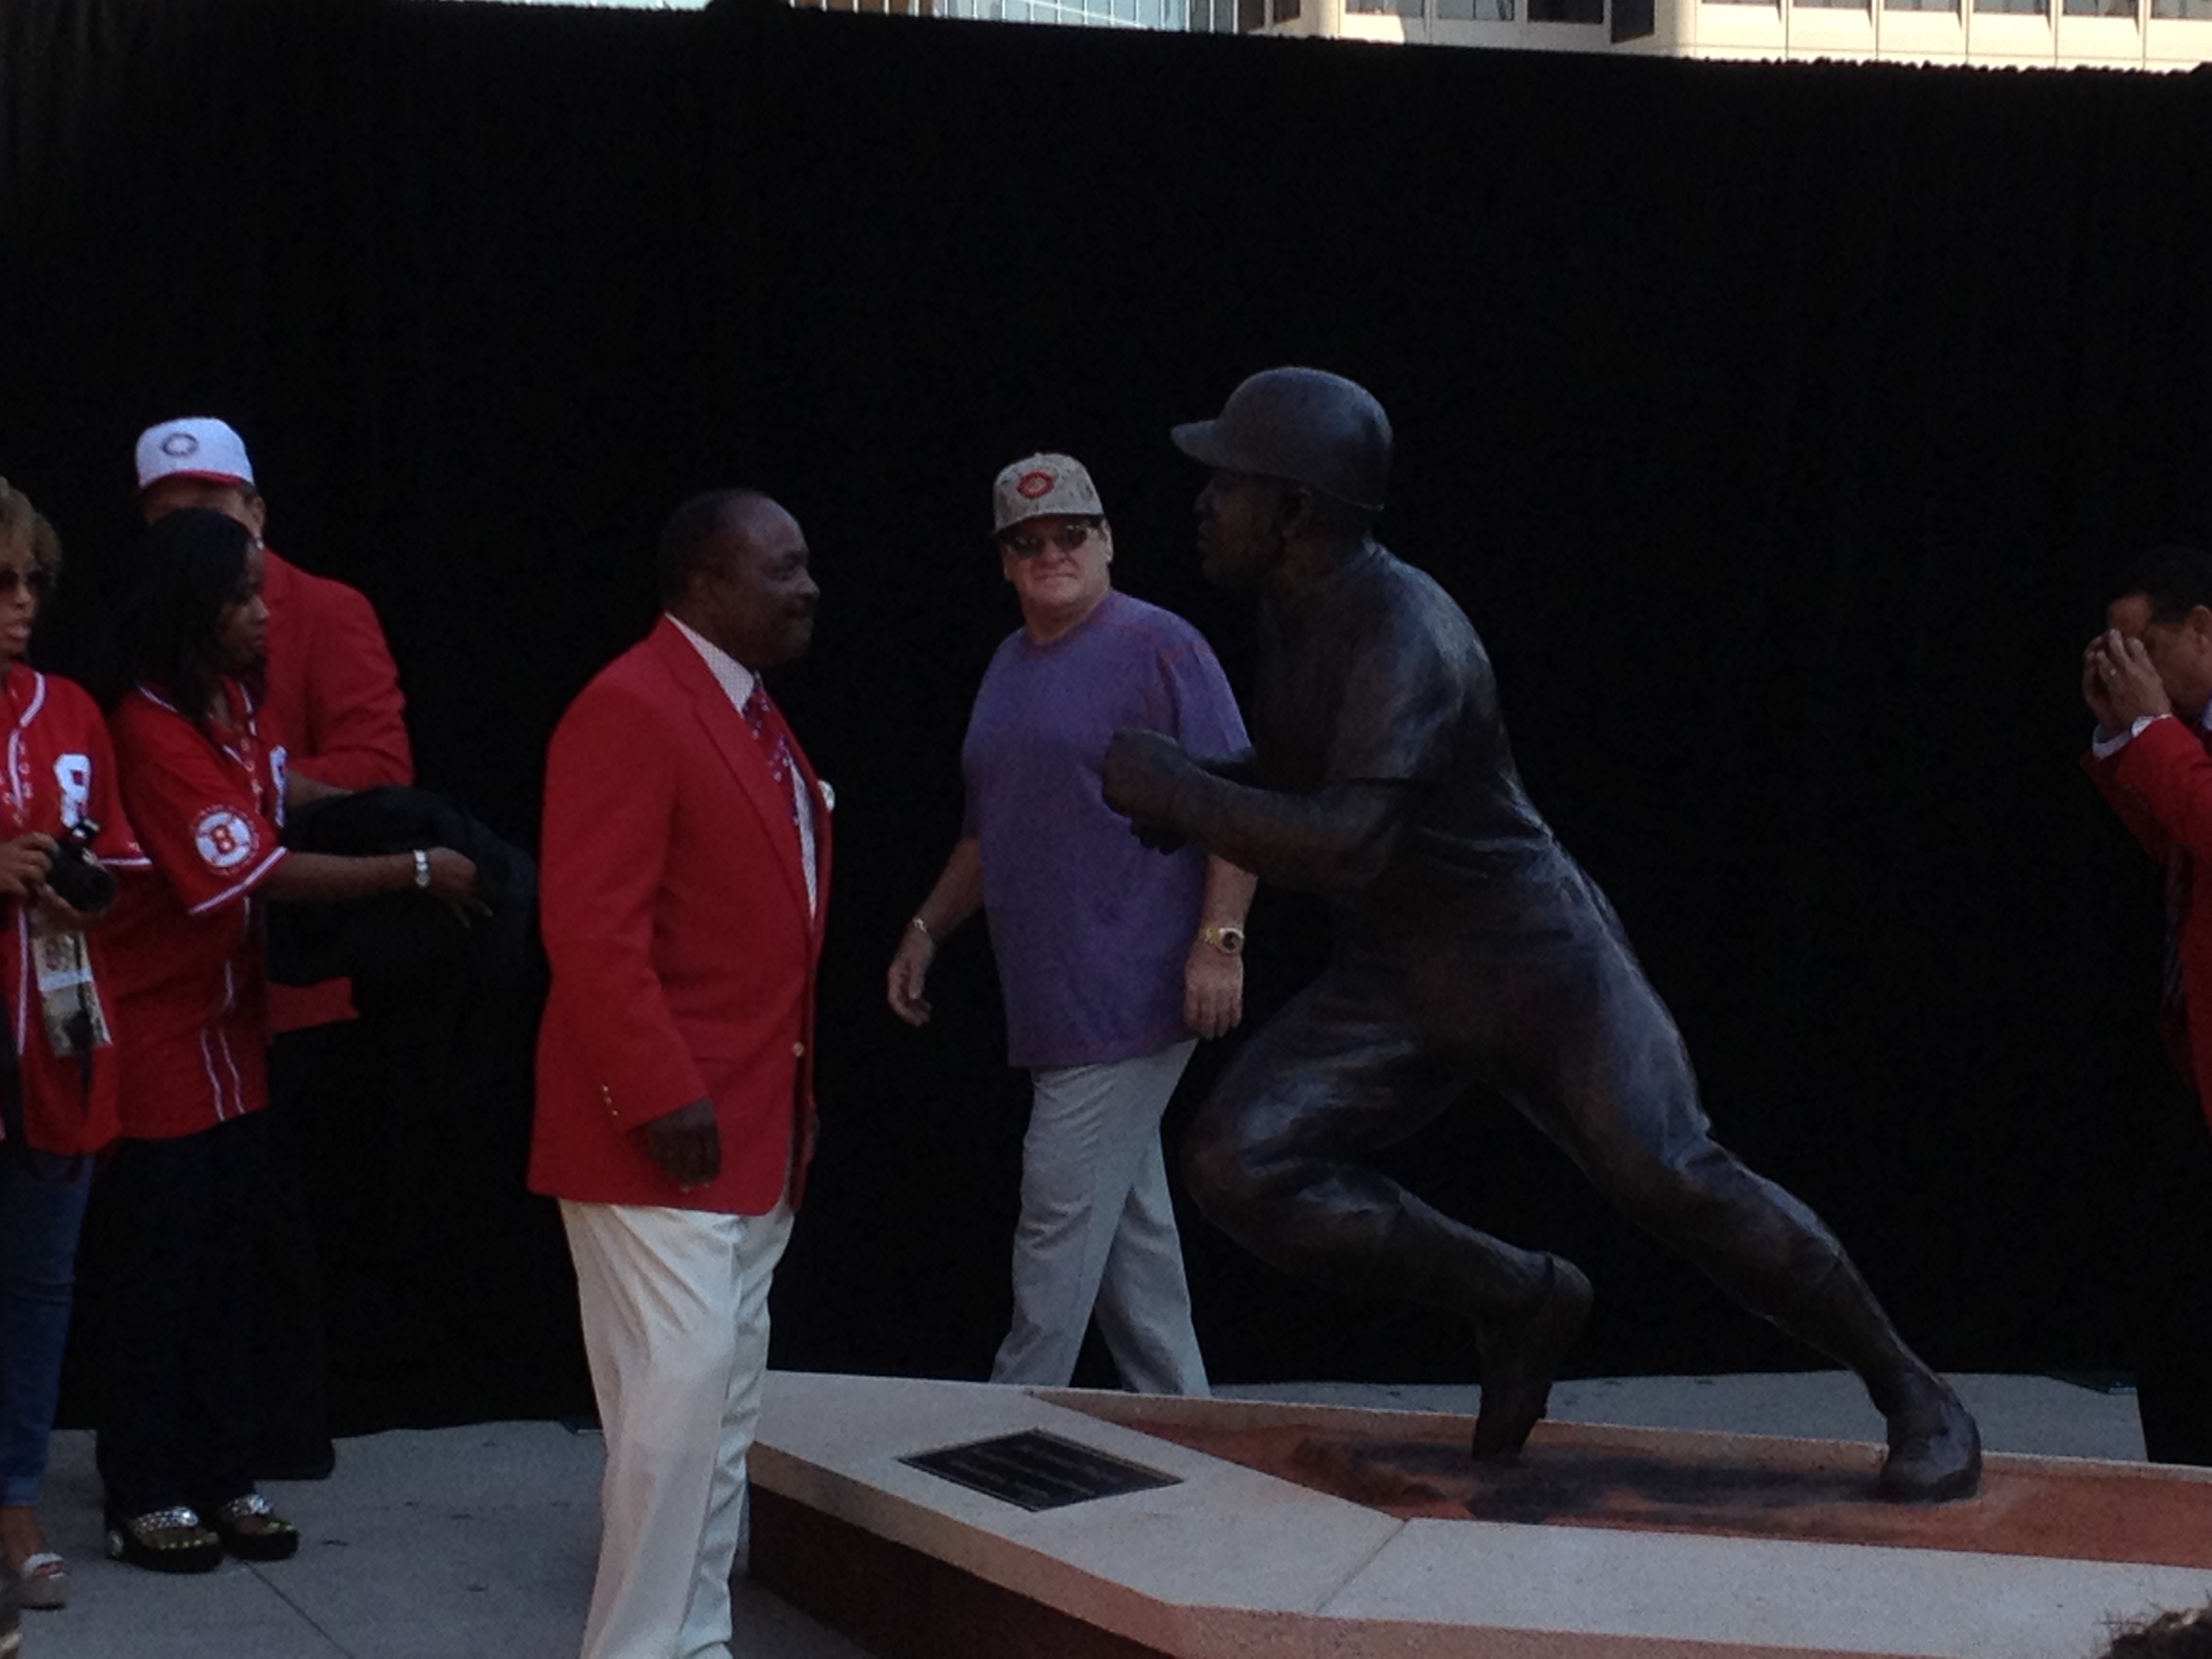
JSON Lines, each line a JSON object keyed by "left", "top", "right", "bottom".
{"left": 1248, "top": 544, "right": 1605, "bottom": 945}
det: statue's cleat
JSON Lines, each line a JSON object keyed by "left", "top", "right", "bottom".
{"left": 1471, "top": 1256, "right": 1593, "bottom": 1461}
{"left": 1879, "top": 1386, "right": 1982, "bottom": 1502}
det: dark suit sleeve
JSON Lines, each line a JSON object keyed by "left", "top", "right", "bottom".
{"left": 540, "top": 681, "right": 705, "bottom": 1128}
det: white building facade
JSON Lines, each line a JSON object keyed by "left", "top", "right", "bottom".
{"left": 1264, "top": 0, "right": 2212, "bottom": 68}
{"left": 460, "top": 0, "right": 2212, "bottom": 64}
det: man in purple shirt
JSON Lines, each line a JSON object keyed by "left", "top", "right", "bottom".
{"left": 888, "top": 453, "right": 1255, "bottom": 1395}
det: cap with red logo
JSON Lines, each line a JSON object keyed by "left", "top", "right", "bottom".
{"left": 991, "top": 453, "right": 1103, "bottom": 533}
{"left": 135, "top": 417, "right": 256, "bottom": 493}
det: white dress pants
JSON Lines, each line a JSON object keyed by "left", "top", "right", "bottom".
{"left": 562, "top": 1198, "right": 794, "bottom": 1659}
{"left": 989, "top": 1039, "right": 1209, "bottom": 1395}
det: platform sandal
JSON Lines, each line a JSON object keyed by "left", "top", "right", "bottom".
{"left": 204, "top": 1494, "right": 298, "bottom": 1562}
{"left": 10, "top": 1551, "right": 67, "bottom": 1610}
{"left": 104, "top": 1507, "right": 222, "bottom": 1574}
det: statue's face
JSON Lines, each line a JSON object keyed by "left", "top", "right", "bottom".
{"left": 1194, "top": 470, "right": 1285, "bottom": 590}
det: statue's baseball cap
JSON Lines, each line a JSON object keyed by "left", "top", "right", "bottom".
{"left": 1171, "top": 367, "right": 1391, "bottom": 514}
{"left": 135, "top": 417, "right": 256, "bottom": 493}
{"left": 991, "top": 453, "right": 1104, "bottom": 534}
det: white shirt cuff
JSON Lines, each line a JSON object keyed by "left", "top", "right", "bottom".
{"left": 2091, "top": 712, "right": 2173, "bottom": 760}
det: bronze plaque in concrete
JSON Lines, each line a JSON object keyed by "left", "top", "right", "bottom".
{"left": 902, "top": 1431, "right": 1179, "bottom": 1512}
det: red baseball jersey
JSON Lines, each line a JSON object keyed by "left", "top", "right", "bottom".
{"left": 260, "top": 548, "right": 413, "bottom": 1034}
{"left": 104, "top": 681, "right": 289, "bottom": 1141}
{"left": 0, "top": 665, "right": 148, "bottom": 1155}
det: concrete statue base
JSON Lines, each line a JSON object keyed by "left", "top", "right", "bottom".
{"left": 747, "top": 1372, "right": 2212, "bottom": 1659}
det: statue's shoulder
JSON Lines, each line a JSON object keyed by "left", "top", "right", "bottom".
{"left": 1361, "top": 547, "right": 1486, "bottom": 672}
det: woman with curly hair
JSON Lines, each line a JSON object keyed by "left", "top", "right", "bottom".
{"left": 0, "top": 478, "right": 148, "bottom": 1614}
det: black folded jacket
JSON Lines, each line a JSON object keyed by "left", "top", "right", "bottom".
{"left": 266, "top": 786, "right": 537, "bottom": 991}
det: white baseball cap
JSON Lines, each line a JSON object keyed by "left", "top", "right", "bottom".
{"left": 992, "top": 453, "right": 1103, "bottom": 533}
{"left": 135, "top": 417, "right": 256, "bottom": 493}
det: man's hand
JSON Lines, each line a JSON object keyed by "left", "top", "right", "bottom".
{"left": 0, "top": 835, "right": 56, "bottom": 902}
{"left": 2089, "top": 630, "right": 2173, "bottom": 728}
{"left": 886, "top": 926, "right": 935, "bottom": 1026}
{"left": 2083, "top": 635, "right": 2121, "bottom": 733}
{"left": 643, "top": 1097, "right": 721, "bottom": 1191}
{"left": 1103, "top": 730, "right": 1195, "bottom": 851}
{"left": 1184, "top": 938, "right": 1244, "bottom": 1038}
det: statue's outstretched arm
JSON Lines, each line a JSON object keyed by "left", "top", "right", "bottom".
{"left": 1190, "top": 747, "right": 1262, "bottom": 787}
{"left": 1104, "top": 729, "right": 1406, "bottom": 895}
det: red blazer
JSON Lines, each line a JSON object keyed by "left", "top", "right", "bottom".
{"left": 529, "top": 617, "right": 832, "bottom": 1214}
{"left": 261, "top": 548, "right": 415, "bottom": 1034}
{"left": 2085, "top": 713, "right": 2212, "bottom": 1127}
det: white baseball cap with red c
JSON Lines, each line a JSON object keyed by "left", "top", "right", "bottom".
{"left": 135, "top": 417, "right": 256, "bottom": 493}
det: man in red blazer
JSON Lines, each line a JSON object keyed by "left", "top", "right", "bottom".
{"left": 531, "top": 489, "right": 827, "bottom": 1659}
{"left": 2082, "top": 544, "right": 2212, "bottom": 1469}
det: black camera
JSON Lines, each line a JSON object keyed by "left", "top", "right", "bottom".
{"left": 45, "top": 820, "right": 117, "bottom": 917}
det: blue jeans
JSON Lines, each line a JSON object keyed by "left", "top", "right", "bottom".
{"left": 0, "top": 1150, "right": 92, "bottom": 1506}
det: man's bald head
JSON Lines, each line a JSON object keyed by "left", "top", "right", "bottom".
{"left": 658, "top": 488, "right": 792, "bottom": 607}
{"left": 659, "top": 487, "right": 818, "bottom": 672}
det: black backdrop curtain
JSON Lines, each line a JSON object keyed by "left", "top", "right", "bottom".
{"left": 3, "top": 0, "right": 2209, "bottom": 1426}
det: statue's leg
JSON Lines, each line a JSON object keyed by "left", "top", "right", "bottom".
{"left": 1181, "top": 965, "right": 1591, "bottom": 1458}
{"left": 1525, "top": 943, "right": 1980, "bottom": 1501}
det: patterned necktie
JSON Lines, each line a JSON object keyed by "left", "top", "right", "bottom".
{"left": 741, "top": 683, "right": 801, "bottom": 832}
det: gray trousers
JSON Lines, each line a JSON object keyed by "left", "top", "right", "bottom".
{"left": 989, "top": 1040, "right": 1210, "bottom": 1395}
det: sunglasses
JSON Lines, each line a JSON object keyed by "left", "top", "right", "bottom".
{"left": 1001, "top": 523, "right": 1097, "bottom": 560}
{"left": 0, "top": 567, "right": 51, "bottom": 599}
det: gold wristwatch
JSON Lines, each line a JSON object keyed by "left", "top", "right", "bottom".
{"left": 1198, "top": 924, "right": 1246, "bottom": 956}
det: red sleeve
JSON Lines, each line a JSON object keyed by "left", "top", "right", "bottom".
{"left": 2083, "top": 747, "right": 2173, "bottom": 864}
{"left": 294, "top": 582, "right": 413, "bottom": 791}
{"left": 539, "top": 678, "right": 705, "bottom": 1128}
{"left": 111, "top": 697, "right": 287, "bottom": 916}
{"left": 2102, "top": 717, "right": 2212, "bottom": 863}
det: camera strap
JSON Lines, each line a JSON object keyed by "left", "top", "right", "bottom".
{"left": 32, "top": 927, "right": 108, "bottom": 1052}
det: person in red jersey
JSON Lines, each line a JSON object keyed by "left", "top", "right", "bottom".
{"left": 134, "top": 415, "right": 415, "bottom": 1481}
{"left": 95, "top": 508, "right": 480, "bottom": 1576}
{"left": 0, "top": 480, "right": 146, "bottom": 1616}
{"left": 532, "top": 489, "right": 827, "bottom": 1659}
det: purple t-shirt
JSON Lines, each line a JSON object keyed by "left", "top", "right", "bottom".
{"left": 962, "top": 590, "right": 1249, "bottom": 1070}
